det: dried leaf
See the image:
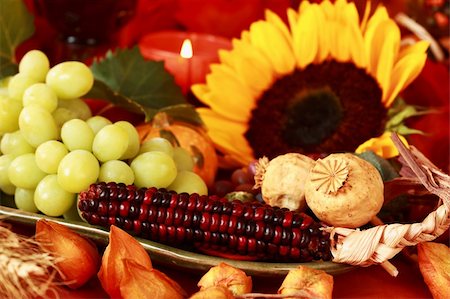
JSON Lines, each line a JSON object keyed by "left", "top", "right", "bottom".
{"left": 98, "top": 225, "right": 152, "bottom": 298}
{"left": 417, "top": 242, "right": 450, "bottom": 299}
{"left": 278, "top": 265, "right": 333, "bottom": 299}
{"left": 120, "top": 259, "right": 187, "bottom": 299}
{"left": 35, "top": 219, "right": 100, "bottom": 289}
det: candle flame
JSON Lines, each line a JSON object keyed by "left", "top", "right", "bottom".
{"left": 180, "top": 39, "right": 193, "bottom": 59}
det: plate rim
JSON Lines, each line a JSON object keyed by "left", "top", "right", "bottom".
{"left": 0, "top": 205, "right": 354, "bottom": 276}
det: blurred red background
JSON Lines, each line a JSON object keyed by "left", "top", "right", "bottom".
{"left": 18, "top": 0, "right": 449, "bottom": 172}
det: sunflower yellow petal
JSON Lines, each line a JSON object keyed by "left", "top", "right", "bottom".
{"left": 314, "top": 6, "right": 330, "bottom": 63}
{"left": 249, "top": 21, "right": 295, "bottom": 75}
{"left": 299, "top": 0, "right": 311, "bottom": 13}
{"left": 199, "top": 69, "right": 254, "bottom": 122}
{"left": 191, "top": 84, "right": 210, "bottom": 99}
{"left": 360, "top": 0, "right": 371, "bottom": 32}
{"left": 234, "top": 54, "right": 273, "bottom": 94}
{"left": 373, "top": 19, "right": 401, "bottom": 98}
{"left": 217, "top": 49, "right": 268, "bottom": 97}
{"left": 197, "top": 108, "right": 254, "bottom": 164}
{"left": 348, "top": 22, "right": 366, "bottom": 67}
{"left": 218, "top": 49, "right": 234, "bottom": 68}
{"left": 384, "top": 52, "right": 427, "bottom": 107}
{"left": 398, "top": 40, "right": 429, "bottom": 61}
{"left": 240, "top": 30, "right": 251, "bottom": 43}
{"left": 197, "top": 108, "right": 247, "bottom": 131}
{"left": 364, "top": 6, "right": 390, "bottom": 74}
{"left": 287, "top": 8, "right": 298, "bottom": 30}
{"left": 334, "top": 0, "right": 359, "bottom": 26}
{"left": 232, "top": 39, "right": 275, "bottom": 82}
{"left": 320, "top": 0, "right": 335, "bottom": 20}
{"left": 355, "top": 132, "right": 408, "bottom": 158}
{"left": 292, "top": 6, "right": 319, "bottom": 68}
{"left": 331, "top": 21, "right": 351, "bottom": 62}
{"left": 265, "top": 9, "right": 292, "bottom": 43}
{"left": 208, "top": 129, "right": 253, "bottom": 165}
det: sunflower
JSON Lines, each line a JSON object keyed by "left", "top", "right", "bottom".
{"left": 192, "top": 0, "right": 429, "bottom": 166}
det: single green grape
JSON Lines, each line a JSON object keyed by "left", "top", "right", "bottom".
{"left": 52, "top": 107, "right": 78, "bottom": 129}
{"left": 57, "top": 98, "right": 92, "bottom": 120}
{"left": 8, "top": 73, "right": 39, "bottom": 102}
{"left": 1, "top": 184, "right": 15, "bottom": 195}
{"left": 8, "top": 153, "right": 47, "bottom": 189}
{"left": 46, "top": 61, "right": 94, "bottom": 100}
{"left": 131, "top": 151, "right": 177, "bottom": 188}
{"left": 0, "top": 131, "right": 34, "bottom": 156}
{"left": 62, "top": 199, "right": 83, "bottom": 221}
{"left": 61, "top": 118, "right": 94, "bottom": 151}
{"left": 35, "top": 140, "right": 68, "bottom": 174}
{"left": 19, "top": 105, "right": 59, "bottom": 147}
{"left": 0, "top": 77, "right": 12, "bottom": 97}
{"left": 0, "top": 98, "right": 22, "bottom": 135}
{"left": 168, "top": 170, "right": 208, "bottom": 195}
{"left": 34, "top": 174, "right": 76, "bottom": 216}
{"left": 22, "top": 83, "right": 58, "bottom": 112}
{"left": 19, "top": 50, "right": 50, "bottom": 82}
{"left": 139, "top": 137, "right": 174, "bottom": 157}
{"left": 99, "top": 160, "right": 135, "bottom": 185}
{"left": 92, "top": 124, "right": 129, "bottom": 162}
{"left": 86, "top": 115, "right": 112, "bottom": 135}
{"left": 57, "top": 149, "right": 99, "bottom": 193}
{"left": 115, "top": 121, "right": 140, "bottom": 160}
{"left": 14, "top": 187, "right": 38, "bottom": 213}
{"left": 172, "top": 147, "right": 195, "bottom": 171}
{"left": 0, "top": 154, "right": 15, "bottom": 188}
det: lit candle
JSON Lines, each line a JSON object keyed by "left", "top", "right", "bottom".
{"left": 180, "top": 38, "right": 193, "bottom": 95}
{"left": 139, "top": 31, "right": 232, "bottom": 95}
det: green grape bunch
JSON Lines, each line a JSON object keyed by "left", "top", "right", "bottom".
{"left": 0, "top": 50, "right": 207, "bottom": 219}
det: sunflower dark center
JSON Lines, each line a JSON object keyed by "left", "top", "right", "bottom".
{"left": 245, "top": 60, "right": 387, "bottom": 160}
{"left": 282, "top": 87, "right": 343, "bottom": 149}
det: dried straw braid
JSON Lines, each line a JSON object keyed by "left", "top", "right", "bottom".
{"left": 325, "top": 134, "right": 450, "bottom": 276}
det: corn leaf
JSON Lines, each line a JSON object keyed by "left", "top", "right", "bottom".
{"left": 0, "top": 0, "right": 35, "bottom": 79}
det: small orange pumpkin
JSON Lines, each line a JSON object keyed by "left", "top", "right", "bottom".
{"left": 136, "top": 113, "right": 218, "bottom": 188}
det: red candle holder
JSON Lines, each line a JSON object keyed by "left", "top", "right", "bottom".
{"left": 139, "top": 31, "right": 232, "bottom": 95}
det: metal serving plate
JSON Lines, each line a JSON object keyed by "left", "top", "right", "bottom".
{"left": 0, "top": 205, "right": 354, "bottom": 277}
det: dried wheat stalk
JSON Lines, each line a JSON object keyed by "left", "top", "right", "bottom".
{"left": 0, "top": 221, "right": 60, "bottom": 299}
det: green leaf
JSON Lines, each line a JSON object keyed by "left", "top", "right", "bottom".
{"left": 357, "top": 151, "right": 399, "bottom": 181}
{"left": 385, "top": 97, "right": 437, "bottom": 136}
{"left": 158, "top": 104, "right": 204, "bottom": 127}
{"left": 0, "top": 0, "right": 35, "bottom": 79}
{"left": 89, "top": 47, "right": 192, "bottom": 121}
{"left": 86, "top": 79, "right": 147, "bottom": 115}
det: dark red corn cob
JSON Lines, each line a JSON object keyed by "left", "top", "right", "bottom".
{"left": 78, "top": 182, "right": 332, "bottom": 262}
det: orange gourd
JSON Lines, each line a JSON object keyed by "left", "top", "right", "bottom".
{"left": 136, "top": 113, "right": 218, "bottom": 188}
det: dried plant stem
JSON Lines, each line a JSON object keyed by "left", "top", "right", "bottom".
{"left": 0, "top": 221, "right": 60, "bottom": 299}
